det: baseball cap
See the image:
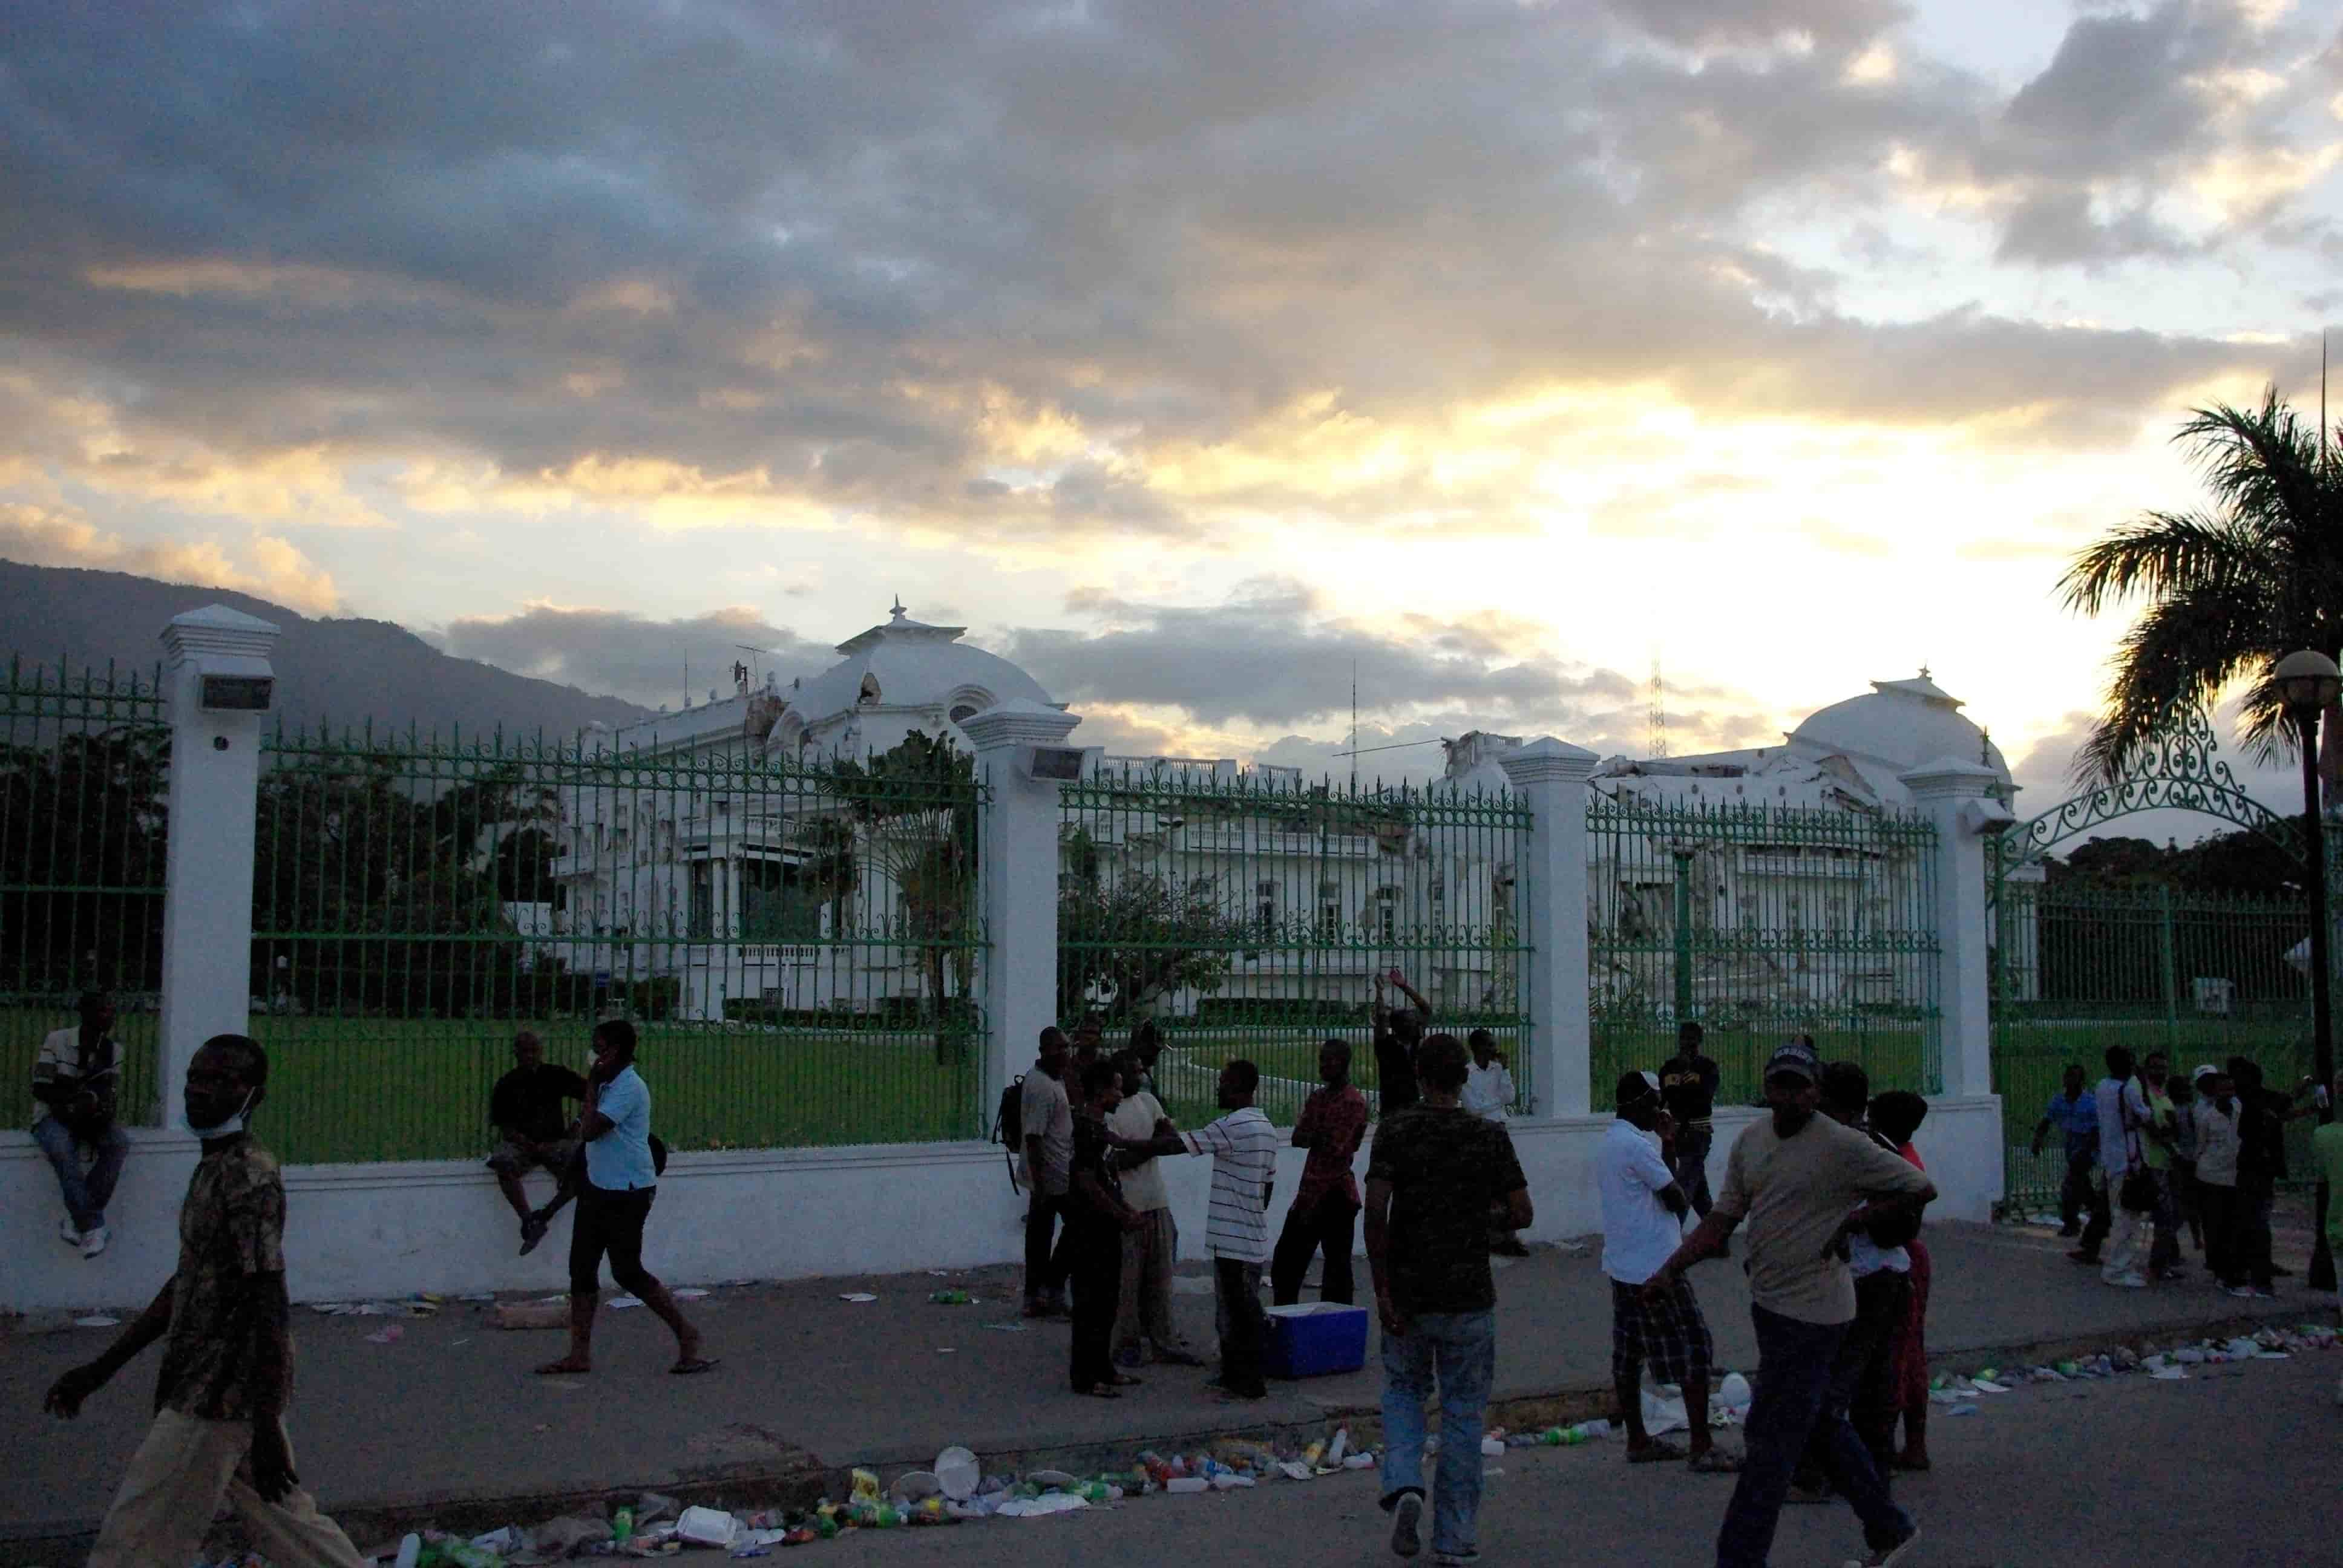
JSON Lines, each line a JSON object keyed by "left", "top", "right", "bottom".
{"left": 2192, "top": 1063, "right": 2219, "bottom": 1084}
{"left": 1764, "top": 1040, "right": 1821, "bottom": 1083}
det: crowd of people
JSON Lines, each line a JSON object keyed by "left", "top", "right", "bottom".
{"left": 2031, "top": 1046, "right": 2324, "bottom": 1295}
{"left": 28, "top": 981, "right": 2342, "bottom": 1568}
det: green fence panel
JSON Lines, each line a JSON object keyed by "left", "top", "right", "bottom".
{"left": 1991, "top": 878, "right": 2315, "bottom": 1212}
{"left": 1, "top": 656, "right": 168, "bottom": 1128}
{"left": 1058, "top": 765, "right": 1532, "bottom": 1128}
{"left": 1589, "top": 791, "right": 1942, "bottom": 1108}
{"left": 250, "top": 722, "right": 986, "bottom": 1163}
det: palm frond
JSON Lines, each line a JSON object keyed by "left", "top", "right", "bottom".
{"left": 2056, "top": 508, "right": 2279, "bottom": 617}
{"left": 2173, "top": 391, "right": 2328, "bottom": 547}
{"left": 2073, "top": 577, "right": 2275, "bottom": 783}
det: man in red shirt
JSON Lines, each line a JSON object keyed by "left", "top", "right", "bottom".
{"left": 1271, "top": 1038, "right": 1369, "bottom": 1305}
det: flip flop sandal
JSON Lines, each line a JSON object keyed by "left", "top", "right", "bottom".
{"left": 1628, "top": 1441, "right": 1688, "bottom": 1463}
{"left": 1687, "top": 1449, "right": 1742, "bottom": 1474}
{"left": 1075, "top": 1384, "right": 1122, "bottom": 1399}
{"left": 533, "top": 1361, "right": 592, "bottom": 1376}
{"left": 669, "top": 1356, "right": 721, "bottom": 1376}
{"left": 1109, "top": 1373, "right": 1144, "bottom": 1387}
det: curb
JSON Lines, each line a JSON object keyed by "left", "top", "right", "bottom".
{"left": 6, "top": 1301, "right": 2319, "bottom": 1564}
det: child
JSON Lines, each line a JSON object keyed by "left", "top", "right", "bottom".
{"left": 1870, "top": 1089, "right": 1932, "bottom": 1472}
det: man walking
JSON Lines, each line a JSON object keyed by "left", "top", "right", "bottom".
{"left": 1599, "top": 1070, "right": 1730, "bottom": 1472}
{"left": 1116, "top": 1059, "right": 1281, "bottom": 1401}
{"left": 1643, "top": 1040, "right": 1933, "bottom": 1568}
{"left": 486, "top": 1029, "right": 586, "bottom": 1256}
{"left": 1659, "top": 1021, "right": 1722, "bottom": 1219}
{"left": 1107, "top": 1050, "right": 1202, "bottom": 1368}
{"left": 44, "top": 1034, "right": 369, "bottom": 1566}
{"left": 532, "top": 1021, "right": 712, "bottom": 1376}
{"left": 1272, "top": 1038, "right": 1370, "bottom": 1305}
{"left": 1020, "top": 1027, "right": 1076, "bottom": 1318}
{"left": 1366, "top": 1033, "right": 1532, "bottom": 1565}
{"left": 2030, "top": 1063, "right": 2103, "bottom": 1249}
{"left": 2094, "top": 1047, "right": 2152, "bottom": 1289}
{"left": 33, "top": 990, "right": 131, "bottom": 1258}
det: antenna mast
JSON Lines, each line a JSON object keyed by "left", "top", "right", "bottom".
{"left": 1647, "top": 652, "right": 1670, "bottom": 760}
{"left": 1349, "top": 661, "right": 1358, "bottom": 792}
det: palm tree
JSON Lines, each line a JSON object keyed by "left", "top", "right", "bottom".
{"left": 2059, "top": 388, "right": 2343, "bottom": 781}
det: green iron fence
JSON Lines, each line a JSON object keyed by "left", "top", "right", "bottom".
{"left": 1992, "top": 880, "right": 2315, "bottom": 1211}
{"left": 1589, "top": 789, "right": 1942, "bottom": 1108}
{"left": 1, "top": 658, "right": 168, "bottom": 1128}
{"left": 1058, "top": 763, "right": 1532, "bottom": 1128}
{"left": 249, "top": 722, "right": 986, "bottom": 1163}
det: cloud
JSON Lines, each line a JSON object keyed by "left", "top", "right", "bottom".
{"left": 0, "top": 0, "right": 2330, "bottom": 559}
{"left": 439, "top": 604, "right": 839, "bottom": 709}
{"left": 0, "top": 501, "right": 339, "bottom": 612}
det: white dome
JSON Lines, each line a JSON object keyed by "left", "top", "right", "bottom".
{"left": 1790, "top": 673, "right": 2010, "bottom": 784}
{"left": 785, "top": 603, "right": 1055, "bottom": 727}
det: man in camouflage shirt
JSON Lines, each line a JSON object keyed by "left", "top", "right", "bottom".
{"left": 45, "top": 1034, "right": 367, "bottom": 1567}
{"left": 1366, "top": 1032, "right": 1533, "bottom": 1566}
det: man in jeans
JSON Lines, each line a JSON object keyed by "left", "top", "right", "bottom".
{"left": 33, "top": 991, "right": 132, "bottom": 1259}
{"left": 1659, "top": 1021, "right": 1722, "bottom": 1218}
{"left": 2094, "top": 1047, "right": 2152, "bottom": 1289}
{"left": 1365, "top": 1033, "right": 1532, "bottom": 1565}
{"left": 1645, "top": 1041, "right": 1934, "bottom": 1568}
{"left": 1020, "top": 1028, "right": 1075, "bottom": 1317}
{"left": 1271, "top": 1038, "right": 1369, "bottom": 1305}
{"left": 1106, "top": 1050, "right": 1203, "bottom": 1368}
{"left": 2028, "top": 1063, "right": 2101, "bottom": 1244}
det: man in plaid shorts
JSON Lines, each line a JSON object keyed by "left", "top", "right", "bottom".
{"left": 1599, "top": 1070, "right": 1735, "bottom": 1472}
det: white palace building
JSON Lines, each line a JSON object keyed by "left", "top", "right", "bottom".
{"left": 543, "top": 604, "right": 2018, "bottom": 1022}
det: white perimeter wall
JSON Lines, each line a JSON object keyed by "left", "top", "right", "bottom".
{"left": 2, "top": 1097, "right": 1999, "bottom": 1315}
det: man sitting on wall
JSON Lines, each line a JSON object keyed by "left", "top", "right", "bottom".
{"left": 485, "top": 1030, "right": 586, "bottom": 1256}
{"left": 34, "top": 991, "right": 132, "bottom": 1260}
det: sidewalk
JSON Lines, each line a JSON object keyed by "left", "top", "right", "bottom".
{"left": 4, "top": 1212, "right": 2327, "bottom": 1555}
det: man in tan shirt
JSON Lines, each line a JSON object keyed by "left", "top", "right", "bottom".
{"left": 1644, "top": 1041, "right": 1934, "bottom": 1568}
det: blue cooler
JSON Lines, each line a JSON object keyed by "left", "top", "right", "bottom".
{"left": 1262, "top": 1302, "right": 1370, "bottom": 1379}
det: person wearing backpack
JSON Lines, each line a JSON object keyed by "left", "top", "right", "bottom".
{"left": 1018, "top": 1028, "right": 1076, "bottom": 1318}
{"left": 2093, "top": 1047, "right": 2153, "bottom": 1289}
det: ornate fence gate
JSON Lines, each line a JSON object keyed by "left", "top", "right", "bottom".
{"left": 1058, "top": 765, "right": 1532, "bottom": 1128}
{"left": 0, "top": 658, "right": 169, "bottom": 1127}
{"left": 250, "top": 723, "right": 987, "bottom": 1163}
{"left": 1588, "top": 789, "right": 1943, "bottom": 1108}
{"left": 1990, "top": 709, "right": 2318, "bottom": 1211}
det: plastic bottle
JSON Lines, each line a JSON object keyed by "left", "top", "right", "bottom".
{"left": 1326, "top": 1428, "right": 1349, "bottom": 1466}
{"left": 928, "top": 1289, "right": 971, "bottom": 1304}
{"left": 612, "top": 1506, "right": 635, "bottom": 1546}
{"left": 1556, "top": 1425, "right": 1590, "bottom": 1446}
{"left": 393, "top": 1537, "right": 422, "bottom": 1568}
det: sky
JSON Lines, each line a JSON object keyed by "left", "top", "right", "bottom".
{"left": 2, "top": 0, "right": 2340, "bottom": 819}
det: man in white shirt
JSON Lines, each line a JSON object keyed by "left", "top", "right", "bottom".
{"left": 1020, "top": 1029, "right": 1076, "bottom": 1318}
{"left": 1464, "top": 1030, "right": 1528, "bottom": 1259}
{"left": 1117, "top": 1058, "right": 1280, "bottom": 1402}
{"left": 1599, "top": 1071, "right": 1728, "bottom": 1471}
{"left": 1106, "top": 1051, "right": 1203, "bottom": 1368}
{"left": 2094, "top": 1047, "right": 2152, "bottom": 1289}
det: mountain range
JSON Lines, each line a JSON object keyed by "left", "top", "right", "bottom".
{"left": 1, "top": 560, "right": 651, "bottom": 740}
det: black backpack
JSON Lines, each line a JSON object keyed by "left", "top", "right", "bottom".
{"left": 993, "top": 1075, "right": 1026, "bottom": 1191}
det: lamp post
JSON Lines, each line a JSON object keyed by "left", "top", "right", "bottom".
{"left": 1669, "top": 842, "right": 1696, "bottom": 1029}
{"left": 2275, "top": 648, "right": 2341, "bottom": 1293}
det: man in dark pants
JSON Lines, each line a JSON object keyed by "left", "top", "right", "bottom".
{"left": 1372, "top": 970, "right": 1431, "bottom": 1116}
{"left": 2030, "top": 1063, "right": 2103, "bottom": 1247}
{"left": 1659, "top": 1021, "right": 1722, "bottom": 1219}
{"left": 1790, "top": 1063, "right": 1924, "bottom": 1497}
{"left": 486, "top": 1029, "right": 586, "bottom": 1256}
{"left": 532, "top": 1021, "right": 712, "bottom": 1376}
{"left": 1271, "top": 1039, "right": 1369, "bottom": 1305}
{"left": 1020, "top": 1028, "right": 1076, "bottom": 1317}
{"left": 1645, "top": 1042, "right": 1934, "bottom": 1568}
{"left": 1118, "top": 1059, "right": 1280, "bottom": 1402}
{"left": 1067, "top": 1061, "right": 1144, "bottom": 1397}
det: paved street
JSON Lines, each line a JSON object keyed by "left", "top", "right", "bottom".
{"left": 2, "top": 1209, "right": 2329, "bottom": 1562}
{"left": 731, "top": 1351, "right": 2343, "bottom": 1568}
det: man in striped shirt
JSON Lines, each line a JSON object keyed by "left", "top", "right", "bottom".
{"left": 1116, "top": 1057, "right": 1280, "bottom": 1401}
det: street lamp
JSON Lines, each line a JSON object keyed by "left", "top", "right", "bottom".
{"left": 2275, "top": 648, "right": 2341, "bottom": 1292}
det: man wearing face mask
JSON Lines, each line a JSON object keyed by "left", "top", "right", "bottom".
{"left": 1642, "top": 1041, "right": 1934, "bottom": 1568}
{"left": 44, "top": 1034, "right": 369, "bottom": 1567}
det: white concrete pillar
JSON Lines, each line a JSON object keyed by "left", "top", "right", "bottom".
{"left": 1499, "top": 737, "right": 1599, "bottom": 1118}
{"left": 1897, "top": 758, "right": 2008, "bottom": 1102}
{"left": 158, "top": 606, "right": 281, "bottom": 1129}
{"left": 960, "top": 699, "right": 1083, "bottom": 1130}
